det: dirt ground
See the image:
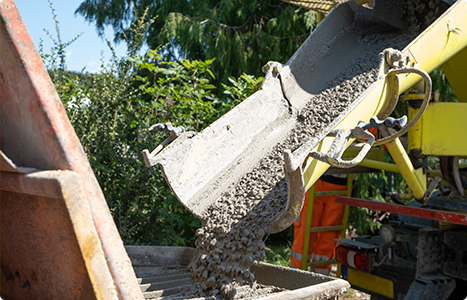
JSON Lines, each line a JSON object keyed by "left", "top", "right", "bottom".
{"left": 342, "top": 288, "right": 371, "bottom": 300}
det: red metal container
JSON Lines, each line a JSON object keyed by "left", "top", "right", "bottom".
{"left": 0, "top": 1, "right": 143, "bottom": 299}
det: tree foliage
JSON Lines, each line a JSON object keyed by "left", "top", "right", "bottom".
{"left": 431, "top": 67, "right": 458, "bottom": 103}
{"left": 75, "top": 0, "right": 316, "bottom": 89}
{"left": 59, "top": 56, "right": 261, "bottom": 246}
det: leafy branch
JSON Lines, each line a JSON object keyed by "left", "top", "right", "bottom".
{"left": 41, "top": 0, "right": 83, "bottom": 77}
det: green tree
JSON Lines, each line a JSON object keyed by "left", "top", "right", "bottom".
{"left": 75, "top": 0, "right": 316, "bottom": 90}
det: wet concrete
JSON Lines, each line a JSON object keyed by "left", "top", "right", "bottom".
{"left": 186, "top": 1, "right": 449, "bottom": 299}
{"left": 190, "top": 40, "right": 414, "bottom": 300}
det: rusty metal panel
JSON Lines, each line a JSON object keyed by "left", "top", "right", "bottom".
{"left": 1, "top": 191, "right": 96, "bottom": 300}
{"left": 0, "top": 1, "right": 143, "bottom": 298}
{"left": 0, "top": 160, "right": 117, "bottom": 299}
{"left": 0, "top": 153, "right": 119, "bottom": 299}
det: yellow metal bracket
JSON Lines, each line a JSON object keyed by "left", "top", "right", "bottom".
{"left": 383, "top": 129, "right": 427, "bottom": 201}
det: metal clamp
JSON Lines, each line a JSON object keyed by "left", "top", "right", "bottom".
{"left": 362, "top": 115, "right": 407, "bottom": 131}
{"left": 373, "top": 48, "right": 432, "bottom": 146}
{"left": 142, "top": 122, "right": 185, "bottom": 168}
{"left": 284, "top": 114, "right": 408, "bottom": 171}
{"left": 308, "top": 123, "right": 375, "bottom": 169}
{"left": 284, "top": 122, "right": 375, "bottom": 171}
{"left": 312, "top": 116, "right": 406, "bottom": 168}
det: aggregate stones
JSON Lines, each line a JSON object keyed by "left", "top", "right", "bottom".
{"left": 186, "top": 35, "right": 418, "bottom": 300}
{"left": 185, "top": 2, "right": 449, "bottom": 299}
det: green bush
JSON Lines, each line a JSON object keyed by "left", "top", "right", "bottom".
{"left": 40, "top": 6, "right": 262, "bottom": 246}
{"left": 57, "top": 51, "right": 262, "bottom": 246}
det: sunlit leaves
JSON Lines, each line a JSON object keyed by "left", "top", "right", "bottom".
{"left": 76, "top": 0, "right": 317, "bottom": 94}
{"left": 49, "top": 41, "right": 260, "bottom": 246}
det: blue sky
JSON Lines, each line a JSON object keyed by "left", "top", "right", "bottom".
{"left": 15, "top": 0, "right": 129, "bottom": 73}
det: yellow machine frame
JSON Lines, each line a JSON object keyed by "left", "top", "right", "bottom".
{"left": 299, "top": 0, "right": 467, "bottom": 272}
{"left": 301, "top": 0, "right": 467, "bottom": 202}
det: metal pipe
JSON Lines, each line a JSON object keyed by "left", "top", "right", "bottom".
{"left": 453, "top": 156, "right": 465, "bottom": 197}
{"left": 314, "top": 190, "right": 348, "bottom": 196}
{"left": 336, "top": 175, "right": 353, "bottom": 278}
{"left": 384, "top": 136, "right": 426, "bottom": 200}
{"left": 359, "top": 159, "right": 400, "bottom": 173}
{"left": 301, "top": 185, "right": 315, "bottom": 270}
{"left": 336, "top": 196, "right": 467, "bottom": 227}
{"left": 428, "top": 170, "right": 442, "bottom": 178}
{"left": 378, "top": 124, "right": 426, "bottom": 200}
{"left": 310, "top": 225, "right": 344, "bottom": 233}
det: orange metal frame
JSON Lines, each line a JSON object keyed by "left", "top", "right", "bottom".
{"left": 0, "top": 1, "right": 143, "bottom": 299}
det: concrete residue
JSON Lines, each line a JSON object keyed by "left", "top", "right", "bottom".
{"left": 188, "top": 37, "right": 413, "bottom": 300}
{"left": 185, "top": 2, "right": 449, "bottom": 299}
